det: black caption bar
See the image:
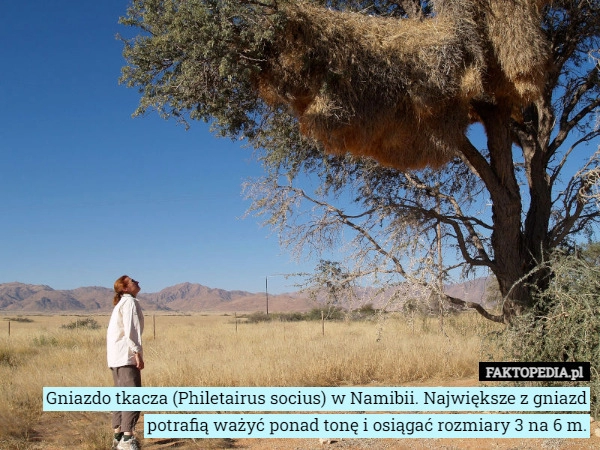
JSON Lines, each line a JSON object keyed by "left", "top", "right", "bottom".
{"left": 479, "top": 362, "right": 590, "bottom": 382}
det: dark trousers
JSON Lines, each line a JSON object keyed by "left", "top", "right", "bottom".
{"left": 111, "top": 365, "right": 141, "bottom": 432}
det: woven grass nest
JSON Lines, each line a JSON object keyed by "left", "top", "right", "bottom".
{"left": 257, "top": 0, "right": 551, "bottom": 170}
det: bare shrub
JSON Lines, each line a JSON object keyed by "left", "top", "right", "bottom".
{"left": 500, "top": 249, "right": 600, "bottom": 417}
{"left": 3, "top": 317, "right": 34, "bottom": 323}
{"left": 61, "top": 317, "right": 100, "bottom": 330}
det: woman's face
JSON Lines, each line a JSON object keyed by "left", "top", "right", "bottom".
{"left": 126, "top": 277, "right": 141, "bottom": 296}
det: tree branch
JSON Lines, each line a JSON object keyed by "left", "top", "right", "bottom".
{"left": 402, "top": 173, "right": 494, "bottom": 267}
{"left": 444, "top": 295, "right": 505, "bottom": 323}
{"left": 550, "top": 64, "right": 600, "bottom": 156}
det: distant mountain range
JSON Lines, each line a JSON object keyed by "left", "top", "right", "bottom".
{"left": 0, "top": 282, "right": 312, "bottom": 313}
{"left": 0, "top": 278, "right": 490, "bottom": 313}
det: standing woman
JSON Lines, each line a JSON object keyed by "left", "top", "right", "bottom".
{"left": 108, "top": 275, "right": 144, "bottom": 450}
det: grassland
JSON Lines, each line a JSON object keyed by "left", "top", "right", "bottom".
{"left": 0, "top": 312, "right": 534, "bottom": 449}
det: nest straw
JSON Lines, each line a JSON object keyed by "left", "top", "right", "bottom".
{"left": 256, "top": 0, "right": 551, "bottom": 170}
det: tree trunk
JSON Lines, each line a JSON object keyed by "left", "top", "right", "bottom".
{"left": 477, "top": 102, "right": 532, "bottom": 321}
{"left": 522, "top": 102, "right": 553, "bottom": 263}
{"left": 520, "top": 101, "right": 554, "bottom": 302}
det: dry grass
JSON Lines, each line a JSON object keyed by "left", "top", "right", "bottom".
{"left": 0, "top": 315, "right": 112, "bottom": 448}
{"left": 0, "top": 312, "right": 502, "bottom": 448}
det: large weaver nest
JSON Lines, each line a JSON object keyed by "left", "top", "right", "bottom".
{"left": 256, "top": 0, "right": 551, "bottom": 169}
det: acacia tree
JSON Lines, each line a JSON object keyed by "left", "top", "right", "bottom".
{"left": 120, "top": 0, "right": 600, "bottom": 323}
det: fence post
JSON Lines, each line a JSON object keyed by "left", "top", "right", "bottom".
{"left": 321, "top": 311, "right": 324, "bottom": 336}
{"left": 153, "top": 315, "right": 156, "bottom": 340}
{"left": 235, "top": 312, "right": 238, "bottom": 334}
{"left": 7, "top": 320, "right": 10, "bottom": 337}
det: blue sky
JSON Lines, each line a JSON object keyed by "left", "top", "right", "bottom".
{"left": 0, "top": 1, "right": 307, "bottom": 294}
{"left": 1, "top": 3, "right": 597, "bottom": 296}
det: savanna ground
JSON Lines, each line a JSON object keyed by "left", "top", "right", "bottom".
{"left": 0, "top": 312, "right": 597, "bottom": 450}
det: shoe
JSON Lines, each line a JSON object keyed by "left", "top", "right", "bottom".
{"left": 112, "top": 429, "right": 122, "bottom": 450}
{"left": 117, "top": 437, "right": 140, "bottom": 450}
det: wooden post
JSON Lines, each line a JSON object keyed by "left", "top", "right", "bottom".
{"left": 321, "top": 311, "right": 324, "bottom": 336}
{"left": 235, "top": 312, "right": 238, "bottom": 333}
{"left": 265, "top": 277, "right": 269, "bottom": 316}
{"left": 153, "top": 315, "right": 156, "bottom": 340}
{"left": 7, "top": 320, "right": 10, "bottom": 337}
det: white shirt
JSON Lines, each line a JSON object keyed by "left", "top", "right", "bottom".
{"left": 107, "top": 294, "right": 144, "bottom": 368}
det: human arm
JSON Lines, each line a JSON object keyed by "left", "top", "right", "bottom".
{"left": 122, "top": 298, "right": 144, "bottom": 369}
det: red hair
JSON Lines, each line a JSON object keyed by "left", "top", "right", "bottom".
{"left": 113, "top": 275, "right": 129, "bottom": 306}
